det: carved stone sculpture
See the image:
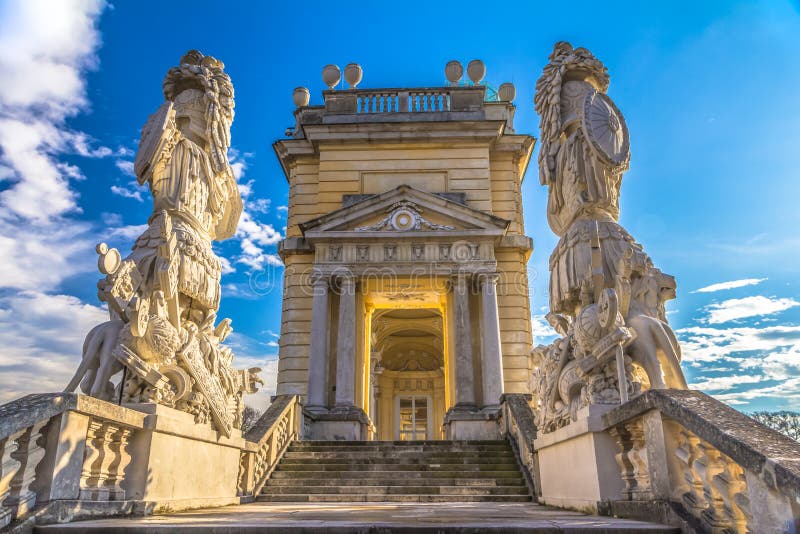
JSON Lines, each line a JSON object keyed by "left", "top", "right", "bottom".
{"left": 66, "top": 50, "right": 261, "bottom": 437}
{"left": 532, "top": 42, "right": 687, "bottom": 433}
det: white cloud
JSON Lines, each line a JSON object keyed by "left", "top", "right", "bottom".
{"left": 692, "top": 278, "right": 767, "bottom": 293}
{"left": 111, "top": 181, "right": 144, "bottom": 202}
{"left": 0, "top": 0, "right": 112, "bottom": 294}
{"left": 678, "top": 323, "right": 800, "bottom": 363}
{"left": 227, "top": 152, "right": 283, "bottom": 271}
{"left": 689, "top": 374, "right": 764, "bottom": 392}
{"left": 0, "top": 291, "right": 107, "bottom": 402}
{"left": 0, "top": 0, "right": 108, "bottom": 222}
{"left": 531, "top": 314, "right": 558, "bottom": 344}
{"left": 106, "top": 224, "right": 147, "bottom": 241}
{"left": 702, "top": 295, "right": 799, "bottom": 324}
{"left": 224, "top": 332, "right": 279, "bottom": 410}
{"left": 115, "top": 159, "right": 135, "bottom": 176}
{"left": 219, "top": 255, "right": 235, "bottom": 275}
{"left": 0, "top": 219, "right": 96, "bottom": 291}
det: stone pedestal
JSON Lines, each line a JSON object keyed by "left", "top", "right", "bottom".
{"left": 533, "top": 405, "right": 623, "bottom": 512}
{"left": 123, "top": 403, "right": 246, "bottom": 510}
{"left": 304, "top": 406, "right": 370, "bottom": 441}
{"left": 444, "top": 407, "right": 501, "bottom": 440}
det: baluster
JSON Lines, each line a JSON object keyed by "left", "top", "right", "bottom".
{"left": 676, "top": 429, "right": 707, "bottom": 515}
{"left": 444, "top": 92, "right": 451, "bottom": 111}
{"left": 700, "top": 443, "right": 733, "bottom": 531}
{"left": 358, "top": 96, "right": 365, "bottom": 113}
{"left": 105, "top": 426, "right": 132, "bottom": 501}
{"left": 428, "top": 93, "right": 434, "bottom": 111}
{"left": 0, "top": 431, "right": 24, "bottom": 528}
{"left": 389, "top": 93, "right": 395, "bottom": 112}
{"left": 79, "top": 420, "right": 105, "bottom": 500}
{"left": 719, "top": 460, "right": 750, "bottom": 534}
{"left": 5, "top": 421, "right": 47, "bottom": 519}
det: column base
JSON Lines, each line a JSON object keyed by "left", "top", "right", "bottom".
{"left": 444, "top": 406, "right": 501, "bottom": 440}
{"left": 533, "top": 404, "right": 623, "bottom": 512}
{"left": 304, "top": 406, "right": 370, "bottom": 440}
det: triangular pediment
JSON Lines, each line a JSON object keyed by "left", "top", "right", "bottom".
{"left": 300, "top": 185, "right": 509, "bottom": 239}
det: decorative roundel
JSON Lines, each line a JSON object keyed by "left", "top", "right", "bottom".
{"left": 161, "top": 364, "right": 192, "bottom": 401}
{"left": 598, "top": 288, "right": 619, "bottom": 329}
{"left": 582, "top": 91, "right": 630, "bottom": 168}
{"left": 390, "top": 209, "right": 416, "bottom": 231}
{"left": 96, "top": 244, "right": 122, "bottom": 275}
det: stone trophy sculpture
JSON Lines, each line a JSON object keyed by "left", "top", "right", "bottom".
{"left": 65, "top": 50, "right": 262, "bottom": 437}
{"left": 531, "top": 42, "right": 687, "bottom": 433}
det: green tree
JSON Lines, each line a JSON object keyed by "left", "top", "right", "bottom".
{"left": 241, "top": 406, "right": 263, "bottom": 434}
{"left": 750, "top": 411, "right": 800, "bottom": 441}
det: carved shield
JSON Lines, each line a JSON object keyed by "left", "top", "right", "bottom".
{"left": 581, "top": 91, "right": 630, "bottom": 168}
{"left": 134, "top": 101, "right": 175, "bottom": 184}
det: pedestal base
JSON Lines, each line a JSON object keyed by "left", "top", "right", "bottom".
{"left": 444, "top": 406, "right": 501, "bottom": 440}
{"left": 304, "top": 406, "right": 370, "bottom": 440}
{"left": 123, "top": 403, "right": 246, "bottom": 504}
{"left": 533, "top": 405, "right": 623, "bottom": 512}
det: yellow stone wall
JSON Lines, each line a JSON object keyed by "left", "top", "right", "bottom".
{"left": 277, "top": 139, "right": 533, "bottom": 397}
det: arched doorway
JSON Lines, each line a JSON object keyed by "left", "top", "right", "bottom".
{"left": 370, "top": 308, "right": 446, "bottom": 440}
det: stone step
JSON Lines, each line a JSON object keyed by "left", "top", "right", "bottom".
{"left": 275, "top": 462, "right": 518, "bottom": 471}
{"left": 279, "top": 456, "right": 517, "bottom": 465}
{"left": 288, "top": 444, "right": 512, "bottom": 452}
{"left": 261, "top": 485, "right": 529, "bottom": 495}
{"left": 270, "top": 474, "right": 521, "bottom": 481}
{"left": 291, "top": 440, "right": 508, "bottom": 447}
{"left": 266, "top": 476, "right": 525, "bottom": 486}
{"left": 256, "top": 494, "right": 533, "bottom": 503}
{"left": 282, "top": 451, "right": 516, "bottom": 460}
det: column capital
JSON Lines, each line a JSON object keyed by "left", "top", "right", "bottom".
{"left": 310, "top": 273, "right": 331, "bottom": 287}
{"left": 476, "top": 272, "right": 500, "bottom": 286}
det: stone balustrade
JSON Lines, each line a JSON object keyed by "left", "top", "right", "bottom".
{"left": 602, "top": 389, "right": 800, "bottom": 533}
{"left": 499, "top": 394, "right": 539, "bottom": 499}
{"left": 238, "top": 395, "right": 302, "bottom": 497}
{"left": 0, "top": 393, "right": 303, "bottom": 530}
{"left": 0, "top": 393, "right": 146, "bottom": 529}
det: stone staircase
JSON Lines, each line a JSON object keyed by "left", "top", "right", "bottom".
{"left": 258, "top": 440, "right": 532, "bottom": 503}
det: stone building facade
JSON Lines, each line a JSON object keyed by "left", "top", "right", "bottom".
{"left": 273, "top": 76, "right": 535, "bottom": 439}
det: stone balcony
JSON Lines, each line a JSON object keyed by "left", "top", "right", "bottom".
{"left": 289, "top": 85, "right": 516, "bottom": 138}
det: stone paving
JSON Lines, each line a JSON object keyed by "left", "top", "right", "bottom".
{"left": 37, "top": 501, "right": 679, "bottom": 533}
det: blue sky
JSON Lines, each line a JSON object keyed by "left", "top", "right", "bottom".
{"left": 0, "top": 0, "right": 798, "bottom": 412}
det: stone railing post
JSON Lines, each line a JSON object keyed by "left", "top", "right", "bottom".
{"left": 245, "top": 395, "right": 301, "bottom": 496}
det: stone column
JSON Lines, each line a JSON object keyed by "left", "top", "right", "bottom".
{"left": 452, "top": 273, "right": 476, "bottom": 409}
{"left": 334, "top": 274, "right": 357, "bottom": 408}
{"left": 479, "top": 273, "right": 504, "bottom": 408}
{"left": 306, "top": 275, "right": 330, "bottom": 411}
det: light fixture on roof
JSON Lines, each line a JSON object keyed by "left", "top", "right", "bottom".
{"left": 445, "top": 60, "right": 463, "bottom": 84}
{"left": 467, "top": 59, "right": 486, "bottom": 84}
{"left": 344, "top": 63, "right": 363, "bottom": 88}
{"left": 322, "top": 64, "right": 341, "bottom": 89}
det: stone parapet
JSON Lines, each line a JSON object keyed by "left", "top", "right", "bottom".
{"left": 601, "top": 389, "right": 800, "bottom": 533}
{"left": 0, "top": 393, "right": 303, "bottom": 531}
